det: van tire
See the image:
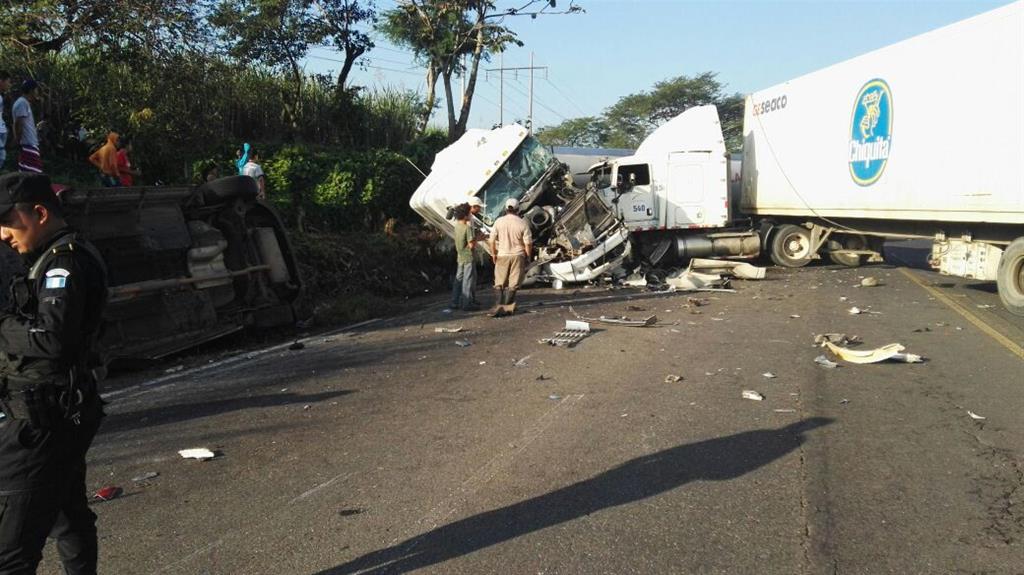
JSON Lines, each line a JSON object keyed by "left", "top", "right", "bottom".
{"left": 996, "top": 237, "right": 1024, "bottom": 316}
{"left": 199, "top": 176, "right": 258, "bottom": 204}
{"left": 770, "top": 224, "right": 813, "bottom": 268}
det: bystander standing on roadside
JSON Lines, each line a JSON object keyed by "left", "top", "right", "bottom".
{"left": 241, "top": 148, "right": 266, "bottom": 200}
{"left": 450, "top": 203, "right": 479, "bottom": 311}
{"left": 11, "top": 80, "right": 42, "bottom": 174}
{"left": 235, "top": 143, "right": 250, "bottom": 175}
{"left": 488, "top": 198, "right": 532, "bottom": 307}
{"left": 0, "top": 71, "right": 10, "bottom": 171}
{"left": 115, "top": 136, "right": 141, "bottom": 186}
{"left": 88, "top": 132, "right": 120, "bottom": 187}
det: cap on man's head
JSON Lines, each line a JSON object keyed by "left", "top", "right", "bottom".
{"left": 20, "top": 79, "right": 38, "bottom": 93}
{"left": 0, "top": 172, "right": 56, "bottom": 216}
{"left": 504, "top": 198, "right": 519, "bottom": 210}
{"left": 467, "top": 196, "right": 484, "bottom": 208}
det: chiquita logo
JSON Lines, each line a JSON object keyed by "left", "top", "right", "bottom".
{"left": 848, "top": 79, "right": 893, "bottom": 186}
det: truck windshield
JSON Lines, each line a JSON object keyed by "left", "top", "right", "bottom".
{"left": 480, "top": 137, "right": 554, "bottom": 223}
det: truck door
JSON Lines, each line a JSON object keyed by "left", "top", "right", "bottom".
{"left": 667, "top": 152, "right": 726, "bottom": 227}
{"left": 615, "top": 163, "right": 658, "bottom": 226}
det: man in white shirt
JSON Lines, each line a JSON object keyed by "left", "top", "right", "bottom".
{"left": 241, "top": 148, "right": 266, "bottom": 200}
{"left": 0, "top": 71, "right": 10, "bottom": 170}
{"left": 11, "top": 80, "right": 42, "bottom": 173}
{"left": 488, "top": 198, "right": 532, "bottom": 306}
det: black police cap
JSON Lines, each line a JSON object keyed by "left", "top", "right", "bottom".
{"left": 0, "top": 172, "right": 56, "bottom": 216}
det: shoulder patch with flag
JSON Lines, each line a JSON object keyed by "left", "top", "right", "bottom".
{"left": 44, "top": 267, "right": 70, "bottom": 289}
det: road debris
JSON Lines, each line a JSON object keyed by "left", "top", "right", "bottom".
{"left": 539, "top": 320, "right": 592, "bottom": 347}
{"left": 840, "top": 398, "right": 849, "bottom": 405}
{"left": 434, "top": 326, "right": 464, "bottom": 333}
{"left": 789, "top": 314, "right": 801, "bottom": 319}
{"left": 976, "top": 304, "right": 996, "bottom": 309}
{"left": 626, "top": 305, "right": 647, "bottom": 311}
{"left": 823, "top": 341, "right": 919, "bottom": 364}
{"left": 814, "top": 333, "right": 861, "bottom": 346}
{"left": 665, "top": 270, "right": 730, "bottom": 291}
{"left": 814, "top": 355, "right": 840, "bottom": 369}
{"left": 762, "top": 372, "right": 777, "bottom": 379}
{"left": 548, "top": 394, "right": 562, "bottom": 401}
{"left": 479, "top": 361, "right": 487, "bottom": 365}
{"left": 860, "top": 276, "right": 881, "bottom": 287}
{"left": 741, "top": 390, "right": 765, "bottom": 401}
{"left": 132, "top": 471, "right": 159, "bottom": 483}
{"left": 94, "top": 486, "right": 123, "bottom": 501}
{"left": 892, "top": 352, "right": 925, "bottom": 363}
{"left": 288, "top": 341, "right": 305, "bottom": 351}
{"left": 513, "top": 355, "right": 532, "bottom": 368}
{"left": 688, "top": 258, "right": 767, "bottom": 280}
{"left": 664, "top": 374, "right": 684, "bottom": 383}
{"left": 178, "top": 448, "right": 216, "bottom": 461}
{"left": 967, "top": 410, "right": 986, "bottom": 421}
{"left": 454, "top": 340, "right": 472, "bottom": 348}
{"left": 570, "top": 306, "right": 657, "bottom": 327}
{"left": 164, "top": 365, "right": 185, "bottom": 374}
{"left": 773, "top": 408, "right": 797, "bottom": 413}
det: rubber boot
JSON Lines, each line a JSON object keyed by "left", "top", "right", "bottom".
{"left": 505, "top": 289, "right": 518, "bottom": 305}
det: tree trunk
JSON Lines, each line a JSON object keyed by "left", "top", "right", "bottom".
{"left": 420, "top": 62, "right": 438, "bottom": 134}
{"left": 337, "top": 45, "right": 365, "bottom": 91}
{"left": 454, "top": 23, "right": 486, "bottom": 140}
{"left": 441, "top": 68, "right": 457, "bottom": 141}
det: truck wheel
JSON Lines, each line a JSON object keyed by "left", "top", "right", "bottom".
{"left": 770, "top": 224, "right": 813, "bottom": 268}
{"left": 829, "top": 235, "right": 867, "bottom": 268}
{"left": 996, "top": 237, "right": 1024, "bottom": 316}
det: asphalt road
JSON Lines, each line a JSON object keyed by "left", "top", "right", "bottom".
{"left": 41, "top": 251, "right": 1023, "bottom": 575}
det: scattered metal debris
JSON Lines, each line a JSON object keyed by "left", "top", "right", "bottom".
{"left": 741, "top": 390, "right": 765, "bottom": 401}
{"left": 664, "top": 374, "right": 683, "bottom": 383}
{"left": 860, "top": 276, "right": 881, "bottom": 287}
{"left": 967, "top": 410, "right": 986, "bottom": 421}
{"left": 814, "top": 333, "right": 861, "bottom": 346}
{"left": 132, "top": 471, "right": 159, "bottom": 483}
{"left": 762, "top": 372, "right": 777, "bottom": 379}
{"left": 454, "top": 340, "right": 472, "bottom": 348}
{"left": 94, "top": 486, "right": 123, "bottom": 501}
{"left": 773, "top": 408, "right": 797, "bottom": 413}
{"left": 839, "top": 398, "right": 849, "bottom": 404}
{"left": 164, "top": 365, "right": 185, "bottom": 374}
{"left": 814, "top": 355, "right": 839, "bottom": 369}
{"left": 976, "top": 304, "right": 996, "bottom": 309}
{"left": 548, "top": 394, "right": 562, "bottom": 401}
{"left": 892, "top": 352, "right": 925, "bottom": 363}
{"left": 178, "top": 448, "right": 216, "bottom": 461}
{"left": 539, "top": 320, "right": 592, "bottom": 347}
{"left": 434, "top": 326, "right": 464, "bottom": 333}
{"left": 789, "top": 314, "right": 801, "bottom": 319}
{"left": 570, "top": 306, "right": 657, "bottom": 327}
{"left": 513, "top": 355, "right": 532, "bottom": 368}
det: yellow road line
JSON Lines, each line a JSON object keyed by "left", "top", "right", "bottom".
{"left": 899, "top": 268, "right": 1024, "bottom": 360}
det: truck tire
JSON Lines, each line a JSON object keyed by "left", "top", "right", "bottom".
{"left": 996, "top": 237, "right": 1024, "bottom": 317}
{"left": 829, "top": 235, "right": 867, "bottom": 268}
{"left": 770, "top": 224, "right": 813, "bottom": 268}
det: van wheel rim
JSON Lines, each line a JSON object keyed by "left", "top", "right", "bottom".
{"left": 785, "top": 234, "right": 810, "bottom": 259}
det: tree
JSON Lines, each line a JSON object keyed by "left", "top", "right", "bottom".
{"left": 381, "top": 1, "right": 581, "bottom": 141}
{"left": 538, "top": 72, "right": 745, "bottom": 153}
{"left": 311, "top": 0, "right": 376, "bottom": 91}
{"left": 0, "top": 0, "right": 203, "bottom": 59}
{"left": 211, "top": 0, "right": 325, "bottom": 127}
{"left": 534, "top": 116, "right": 607, "bottom": 148}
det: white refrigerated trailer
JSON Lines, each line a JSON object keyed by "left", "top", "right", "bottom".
{"left": 741, "top": 0, "right": 1023, "bottom": 313}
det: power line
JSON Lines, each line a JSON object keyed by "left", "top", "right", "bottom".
{"left": 508, "top": 78, "right": 567, "bottom": 123}
{"left": 305, "top": 53, "right": 423, "bottom": 77}
{"left": 543, "top": 77, "right": 588, "bottom": 117}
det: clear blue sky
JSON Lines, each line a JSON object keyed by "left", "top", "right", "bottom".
{"left": 303, "top": 0, "right": 1011, "bottom": 131}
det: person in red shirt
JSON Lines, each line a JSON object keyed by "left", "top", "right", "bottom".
{"left": 115, "top": 136, "right": 140, "bottom": 186}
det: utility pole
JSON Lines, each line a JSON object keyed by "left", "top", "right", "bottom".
{"left": 486, "top": 56, "right": 548, "bottom": 129}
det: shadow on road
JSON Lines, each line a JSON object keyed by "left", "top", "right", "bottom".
{"left": 99, "top": 390, "right": 355, "bottom": 435}
{"left": 314, "top": 417, "right": 833, "bottom": 575}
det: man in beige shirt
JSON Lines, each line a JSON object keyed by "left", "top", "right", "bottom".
{"left": 488, "top": 198, "right": 532, "bottom": 306}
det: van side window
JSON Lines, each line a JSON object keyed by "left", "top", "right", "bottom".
{"left": 618, "top": 164, "right": 651, "bottom": 186}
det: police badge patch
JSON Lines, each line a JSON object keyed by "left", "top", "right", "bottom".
{"left": 44, "top": 267, "right": 70, "bottom": 289}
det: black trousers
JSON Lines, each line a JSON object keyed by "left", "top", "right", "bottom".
{"left": 0, "top": 416, "right": 100, "bottom": 575}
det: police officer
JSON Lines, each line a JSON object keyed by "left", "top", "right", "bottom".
{"left": 0, "top": 172, "right": 107, "bottom": 574}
